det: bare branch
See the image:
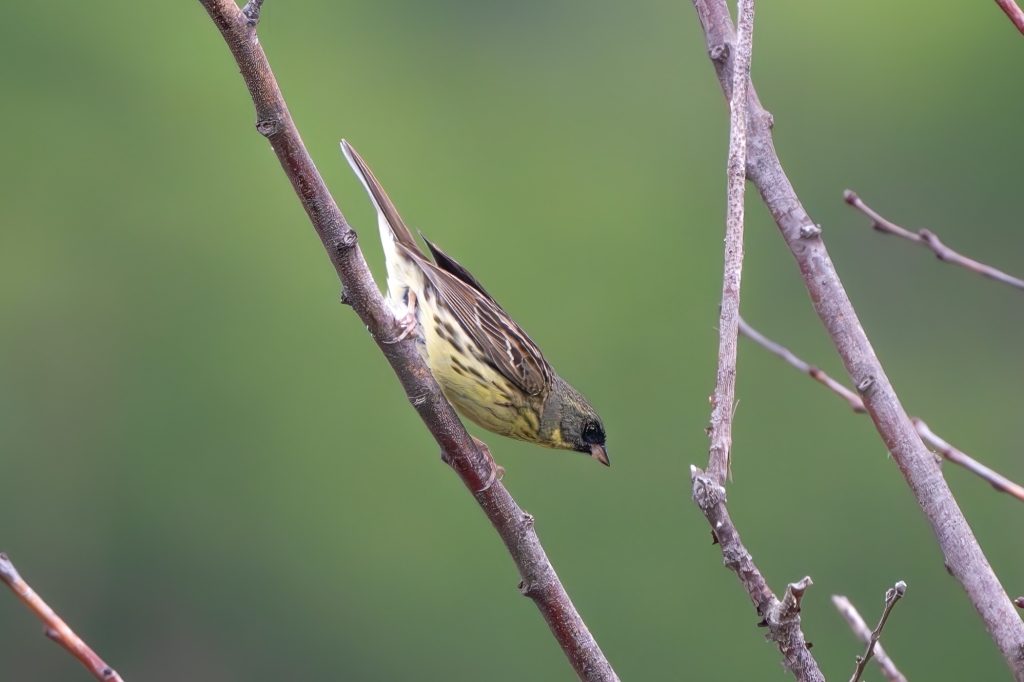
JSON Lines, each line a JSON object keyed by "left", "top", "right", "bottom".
{"left": 844, "top": 190, "right": 1024, "bottom": 291}
{"left": 690, "top": 470, "right": 824, "bottom": 681}
{"left": 693, "top": 2, "right": 1024, "bottom": 676}
{"left": 0, "top": 553, "right": 124, "bottom": 682}
{"left": 848, "top": 582, "right": 908, "bottom": 682}
{"left": 996, "top": 0, "right": 1024, "bottom": 34}
{"left": 196, "top": 3, "right": 617, "bottom": 679}
{"left": 691, "top": 3, "right": 823, "bottom": 678}
{"left": 738, "top": 317, "right": 865, "bottom": 414}
{"left": 706, "top": 0, "right": 755, "bottom": 484}
{"left": 833, "top": 595, "right": 908, "bottom": 682}
{"left": 739, "top": 317, "right": 1024, "bottom": 503}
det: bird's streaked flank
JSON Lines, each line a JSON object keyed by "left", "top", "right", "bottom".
{"left": 341, "top": 140, "right": 608, "bottom": 472}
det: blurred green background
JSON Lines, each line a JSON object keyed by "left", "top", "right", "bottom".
{"left": 2, "top": 1, "right": 1022, "bottom": 679}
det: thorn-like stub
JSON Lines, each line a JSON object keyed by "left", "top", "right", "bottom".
{"left": 255, "top": 117, "right": 281, "bottom": 137}
{"left": 856, "top": 376, "right": 875, "bottom": 394}
{"left": 799, "top": 223, "right": 822, "bottom": 239}
{"left": 521, "top": 512, "right": 535, "bottom": 529}
{"left": 691, "top": 472, "right": 726, "bottom": 510}
{"left": 339, "top": 286, "right": 351, "bottom": 305}
{"left": 242, "top": 0, "right": 265, "bottom": 26}
{"left": 843, "top": 189, "right": 859, "bottom": 205}
{"left": 1014, "top": 596, "right": 1024, "bottom": 609}
{"left": 334, "top": 229, "right": 358, "bottom": 254}
{"left": 709, "top": 43, "right": 730, "bottom": 63}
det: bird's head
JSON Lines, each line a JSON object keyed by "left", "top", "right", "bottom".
{"left": 541, "top": 376, "right": 609, "bottom": 466}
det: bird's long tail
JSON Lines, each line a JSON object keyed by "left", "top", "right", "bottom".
{"left": 340, "top": 140, "right": 422, "bottom": 257}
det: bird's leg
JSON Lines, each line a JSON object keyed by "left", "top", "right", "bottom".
{"left": 472, "top": 437, "right": 505, "bottom": 492}
{"left": 385, "top": 288, "right": 418, "bottom": 344}
{"left": 439, "top": 437, "right": 504, "bottom": 493}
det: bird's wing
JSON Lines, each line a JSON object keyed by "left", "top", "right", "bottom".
{"left": 419, "top": 234, "right": 496, "bottom": 302}
{"left": 414, "top": 254, "right": 552, "bottom": 397}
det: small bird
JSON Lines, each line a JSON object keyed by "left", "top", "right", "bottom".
{"left": 341, "top": 140, "right": 608, "bottom": 467}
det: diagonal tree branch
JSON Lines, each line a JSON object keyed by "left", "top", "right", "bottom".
{"left": 833, "top": 594, "right": 908, "bottom": 682}
{"left": 738, "top": 317, "right": 1024, "bottom": 503}
{"left": 844, "top": 190, "right": 1024, "bottom": 291}
{"left": 692, "top": 1, "right": 1024, "bottom": 678}
{"left": 996, "top": 0, "right": 1024, "bottom": 35}
{"left": 195, "top": 3, "right": 617, "bottom": 680}
{"left": 1, "top": 553, "right": 124, "bottom": 682}
{"left": 691, "top": 2, "right": 824, "bottom": 680}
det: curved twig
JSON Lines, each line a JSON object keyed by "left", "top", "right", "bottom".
{"left": 693, "top": 1, "right": 1024, "bottom": 678}
{"left": 196, "top": 3, "right": 617, "bottom": 680}
{"left": 848, "top": 581, "right": 907, "bottom": 682}
{"left": 844, "top": 190, "right": 1024, "bottom": 291}
{"left": 739, "top": 317, "right": 1024, "bottom": 503}
{"left": 0, "top": 553, "right": 123, "bottom": 682}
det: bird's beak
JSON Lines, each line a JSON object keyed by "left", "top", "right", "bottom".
{"left": 590, "top": 444, "right": 610, "bottom": 467}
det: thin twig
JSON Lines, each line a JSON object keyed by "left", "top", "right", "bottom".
{"left": 832, "top": 595, "right": 908, "bottom": 682}
{"left": 0, "top": 553, "right": 124, "bottom": 682}
{"left": 693, "top": 2, "right": 1024, "bottom": 678}
{"left": 844, "top": 190, "right": 1024, "bottom": 291}
{"left": 739, "top": 317, "right": 1024, "bottom": 503}
{"left": 996, "top": 0, "right": 1024, "bottom": 34}
{"left": 848, "top": 581, "right": 908, "bottom": 682}
{"left": 196, "top": 3, "right": 617, "bottom": 680}
{"left": 706, "top": 0, "right": 755, "bottom": 484}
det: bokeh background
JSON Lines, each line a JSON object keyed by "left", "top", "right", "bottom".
{"left": 2, "top": 1, "right": 1022, "bottom": 679}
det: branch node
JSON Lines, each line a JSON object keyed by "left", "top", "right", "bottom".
{"left": 709, "top": 42, "right": 730, "bottom": 63}
{"left": 339, "top": 286, "right": 351, "bottom": 306}
{"left": 255, "top": 116, "right": 282, "bottom": 137}
{"left": 799, "top": 223, "right": 822, "bottom": 239}
{"left": 1015, "top": 597, "right": 1024, "bottom": 609}
{"left": 691, "top": 471, "right": 727, "bottom": 511}
{"left": 242, "top": 0, "right": 265, "bottom": 27}
{"left": 333, "top": 229, "right": 359, "bottom": 254}
{"left": 855, "top": 376, "right": 874, "bottom": 394}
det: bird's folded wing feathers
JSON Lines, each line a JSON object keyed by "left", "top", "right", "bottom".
{"left": 416, "top": 260, "right": 551, "bottom": 397}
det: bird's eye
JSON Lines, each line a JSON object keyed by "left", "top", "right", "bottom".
{"left": 582, "top": 421, "right": 603, "bottom": 443}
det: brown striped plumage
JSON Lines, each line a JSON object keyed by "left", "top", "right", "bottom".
{"left": 341, "top": 140, "right": 608, "bottom": 465}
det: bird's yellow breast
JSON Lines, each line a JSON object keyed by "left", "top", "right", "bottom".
{"left": 415, "top": 291, "right": 540, "bottom": 441}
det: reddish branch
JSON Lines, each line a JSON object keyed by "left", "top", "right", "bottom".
{"left": 693, "top": 1, "right": 1024, "bottom": 678}
{"left": 196, "top": 2, "right": 616, "bottom": 680}
{"left": 739, "top": 317, "right": 1024, "bottom": 503}
{"left": 844, "top": 190, "right": 1024, "bottom": 291}
{"left": 832, "top": 595, "right": 908, "bottom": 682}
{"left": 996, "top": 0, "right": 1024, "bottom": 34}
{"left": 0, "top": 553, "right": 123, "bottom": 682}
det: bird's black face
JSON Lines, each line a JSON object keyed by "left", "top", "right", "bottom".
{"left": 573, "top": 417, "right": 609, "bottom": 466}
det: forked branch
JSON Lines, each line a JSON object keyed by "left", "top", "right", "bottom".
{"left": 0, "top": 553, "right": 124, "bottom": 682}
{"left": 196, "top": 2, "right": 616, "bottom": 680}
{"left": 691, "top": 2, "right": 824, "bottom": 679}
{"left": 693, "top": 1, "right": 1024, "bottom": 677}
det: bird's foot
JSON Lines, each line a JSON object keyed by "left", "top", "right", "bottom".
{"left": 473, "top": 437, "right": 504, "bottom": 493}
{"left": 383, "top": 290, "right": 419, "bottom": 344}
